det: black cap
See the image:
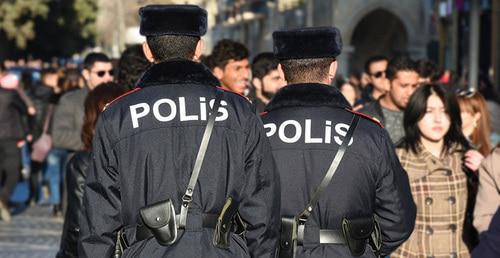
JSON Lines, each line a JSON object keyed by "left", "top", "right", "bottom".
{"left": 273, "top": 27, "right": 342, "bottom": 60}
{"left": 139, "top": 5, "right": 207, "bottom": 37}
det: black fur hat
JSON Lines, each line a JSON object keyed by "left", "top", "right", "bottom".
{"left": 273, "top": 27, "right": 342, "bottom": 60}
{"left": 139, "top": 5, "right": 207, "bottom": 37}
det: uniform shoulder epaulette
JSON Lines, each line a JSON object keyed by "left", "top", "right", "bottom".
{"left": 103, "top": 87, "right": 141, "bottom": 111}
{"left": 345, "top": 108, "right": 384, "bottom": 128}
{"left": 218, "top": 87, "right": 251, "bottom": 103}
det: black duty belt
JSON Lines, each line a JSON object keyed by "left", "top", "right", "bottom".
{"left": 119, "top": 214, "right": 219, "bottom": 250}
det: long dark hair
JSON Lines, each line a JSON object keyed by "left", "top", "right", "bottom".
{"left": 400, "top": 84, "right": 469, "bottom": 154}
{"left": 81, "top": 82, "right": 127, "bottom": 151}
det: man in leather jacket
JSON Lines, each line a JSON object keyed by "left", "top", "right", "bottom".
{"left": 260, "top": 27, "right": 416, "bottom": 257}
{"left": 79, "top": 5, "right": 280, "bottom": 258}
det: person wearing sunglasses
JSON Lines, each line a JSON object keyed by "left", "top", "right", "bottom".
{"left": 360, "top": 56, "right": 420, "bottom": 144}
{"left": 51, "top": 53, "right": 113, "bottom": 153}
{"left": 356, "top": 55, "right": 389, "bottom": 107}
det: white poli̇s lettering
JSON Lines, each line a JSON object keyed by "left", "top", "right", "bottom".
{"left": 278, "top": 120, "right": 302, "bottom": 143}
{"left": 334, "top": 123, "right": 354, "bottom": 146}
{"left": 264, "top": 123, "right": 277, "bottom": 137}
{"left": 208, "top": 99, "right": 229, "bottom": 121}
{"left": 179, "top": 97, "right": 198, "bottom": 121}
{"left": 305, "top": 119, "right": 322, "bottom": 143}
{"left": 153, "top": 99, "right": 177, "bottom": 122}
{"left": 130, "top": 103, "right": 150, "bottom": 128}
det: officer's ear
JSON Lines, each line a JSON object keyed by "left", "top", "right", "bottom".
{"left": 142, "top": 42, "right": 156, "bottom": 63}
{"left": 328, "top": 60, "right": 338, "bottom": 81}
{"left": 277, "top": 64, "right": 287, "bottom": 84}
{"left": 193, "top": 39, "right": 204, "bottom": 62}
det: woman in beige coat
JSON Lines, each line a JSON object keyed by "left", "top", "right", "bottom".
{"left": 391, "top": 84, "right": 478, "bottom": 258}
{"left": 473, "top": 146, "right": 500, "bottom": 233}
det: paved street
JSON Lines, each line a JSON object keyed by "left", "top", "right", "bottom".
{"left": 0, "top": 205, "right": 62, "bottom": 258}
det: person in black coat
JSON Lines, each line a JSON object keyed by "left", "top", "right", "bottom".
{"left": 57, "top": 82, "right": 126, "bottom": 258}
{"left": 472, "top": 207, "right": 500, "bottom": 258}
{"left": 78, "top": 5, "right": 280, "bottom": 258}
{"left": 260, "top": 27, "right": 416, "bottom": 257}
{"left": 0, "top": 74, "right": 28, "bottom": 222}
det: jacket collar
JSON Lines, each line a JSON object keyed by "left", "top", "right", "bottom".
{"left": 265, "top": 83, "right": 351, "bottom": 112}
{"left": 136, "top": 59, "right": 220, "bottom": 88}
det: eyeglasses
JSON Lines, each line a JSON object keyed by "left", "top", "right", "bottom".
{"left": 456, "top": 89, "right": 476, "bottom": 98}
{"left": 92, "top": 69, "right": 114, "bottom": 78}
{"left": 370, "top": 71, "right": 386, "bottom": 79}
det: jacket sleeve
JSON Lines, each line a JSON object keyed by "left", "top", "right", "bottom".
{"left": 374, "top": 130, "right": 416, "bottom": 255}
{"left": 51, "top": 93, "right": 83, "bottom": 150}
{"left": 238, "top": 114, "right": 281, "bottom": 258}
{"left": 59, "top": 152, "right": 89, "bottom": 257}
{"left": 78, "top": 114, "right": 121, "bottom": 257}
{"left": 474, "top": 150, "right": 500, "bottom": 233}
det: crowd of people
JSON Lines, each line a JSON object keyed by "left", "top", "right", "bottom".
{"left": 0, "top": 3, "right": 499, "bottom": 258}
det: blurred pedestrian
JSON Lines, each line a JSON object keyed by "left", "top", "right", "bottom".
{"left": 416, "top": 59, "right": 442, "bottom": 85}
{"left": 0, "top": 63, "right": 28, "bottom": 222}
{"left": 472, "top": 207, "right": 500, "bottom": 258}
{"left": 473, "top": 145, "right": 500, "bottom": 233}
{"left": 392, "top": 84, "right": 476, "bottom": 258}
{"left": 250, "top": 52, "right": 285, "bottom": 113}
{"left": 27, "top": 68, "right": 59, "bottom": 205}
{"left": 336, "top": 77, "right": 360, "bottom": 107}
{"left": 356, "top": 55, "right": 389, "bottom": 107}
{"left": 51, "top": 53, "right": 113, "bottom": 152}
{"left": 360, "top": 56, "right": 420, "bottom": 144}
{"left": 211, "top": 39, "right": 250, "bottom": 95}
{"left": 117, "top": 44, "right": 150, "bottom": 90}
{"left": 57, "top": 82, "right": 126, "bottom": 258}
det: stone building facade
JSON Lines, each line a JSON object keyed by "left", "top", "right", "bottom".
{"left": 96, "top": 0, "right": 436, "bottom": 76}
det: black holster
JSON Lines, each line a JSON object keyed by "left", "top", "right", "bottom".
{"left": 279, "top": 216, "right": 297, "bottom": 258}
{"left": 342, "top": 216, "right": 379, "bottom": 257}
{"left": 139, "top": 199, "right": 180, "bottom": 246}
{"left": 213, "top": 197, "right": 246, "bottom": 249}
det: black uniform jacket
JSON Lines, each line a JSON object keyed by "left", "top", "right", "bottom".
{"left": 79, "top": 60, "right": 281, "bottom": 258}
{"left": 260, "top": 84, "right": 416, "bottom": 257}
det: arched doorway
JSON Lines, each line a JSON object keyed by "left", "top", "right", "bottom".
{"left": 349, "top": 8, "right": 408, "bottom": 73}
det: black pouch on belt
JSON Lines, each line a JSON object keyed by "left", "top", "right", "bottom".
{"left": 341, "top": 217, "right": 374, "bottom": 256}
{"left": 139, "top": 199, "right": 179, "bottom": 246}
{"left": 279, "top": 216, "right": 297, "bottom": 258}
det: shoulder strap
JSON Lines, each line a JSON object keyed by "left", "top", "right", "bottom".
{"left": 296, "top": 114, "right": 360, "bottom": 243}
{"left": 179, "top": 89, "right": 223, "bottom": 229}
{"left": 42, "top": 104, "right": 55, "bottom": 134}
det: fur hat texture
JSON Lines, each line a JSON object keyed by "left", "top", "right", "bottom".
{"left": 139, "top": 5, "right": 207, "bottom": 37}
{"left": 273, "top": 27, "right": 342, "bottom": 60}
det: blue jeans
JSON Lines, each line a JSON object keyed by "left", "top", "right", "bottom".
{"left": 41, "top": 148, "right": 68, "bottom": 205}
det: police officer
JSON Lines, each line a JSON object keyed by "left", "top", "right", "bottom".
{"left": 261, "top": 27, "right": 416, "bottom": 257}
{"left": 79, "top": 5, "right": 280, "bottom": 257}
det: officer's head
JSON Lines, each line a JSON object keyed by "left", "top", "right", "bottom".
{"left": 211, "top": 39, "right": 250, "bottom": 95}
{"left": 139, "top": 5, "right": 207, "bottom": 64}
{"left": 273, "top": 27, "right": 342, "bottom": 85}
{"left": 251, "top": 52, "right": 285, "bottom": 99}
{"left": 82, "top": 52, "right": 113, "bottom": 90}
